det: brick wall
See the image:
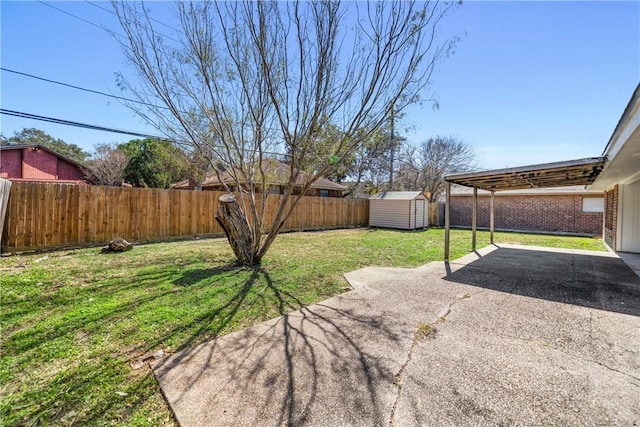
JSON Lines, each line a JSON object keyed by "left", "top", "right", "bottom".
{"left": 603, "top": 185, "right": 618, "bottom": 249}
{"left": 451, "top": 194, "right": 603, "bottom": 236}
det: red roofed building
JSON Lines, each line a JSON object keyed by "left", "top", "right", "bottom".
{"left": 171, "top": 160, "right": 346, "bottom": 197}
{"left": 0, "top": 144, "right": 88, "bottom": 184}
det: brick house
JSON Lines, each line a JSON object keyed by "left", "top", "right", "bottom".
{"left": 171, "top": 160, "right": 346, "bottom": 197}
{"left": 450, "top": 185, "right": 604, "bottom": 236}
{"left": 0, "top": 144, "right": 88, "bottom": 184}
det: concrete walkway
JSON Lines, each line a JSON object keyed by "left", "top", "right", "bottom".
{"left": 152, "top": 244, "right": 640, "bottom": 426}
{"left": 619, "top": 251, "right": 640, "bottom": 277}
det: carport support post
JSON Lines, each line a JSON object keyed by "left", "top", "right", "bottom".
{"left": 472, "top": 187, "right": 478, "bottom": 251}
{"left": 490, "top": 190, "right": 495, "bottom": 244}
{"left": 444, "top": 182, "right": 451, "bottom": 260}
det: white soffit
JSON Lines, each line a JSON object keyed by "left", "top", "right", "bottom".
{"left": 591, "top": 89, "right": 640, "bottom": 191}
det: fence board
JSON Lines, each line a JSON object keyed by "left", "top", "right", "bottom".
{"left": 429, "top": 202, "right": 445, "bottom": 227}
{"left": 0, "top": 179, "right": 11, "bottom": 238}
{"left": 1, "top": 183, "right": 369, "bottom": 252}
{"left": 50, "top": 187, "right": 58, "bottom": 245}
{"left": 8, "top": 183, "right": 20, "bottom": 249}
{"left": 63, "top": 185, "right": 74, "bottom": 245}
{"left": 26, "top": 184, "right": 37, "bottom": 248}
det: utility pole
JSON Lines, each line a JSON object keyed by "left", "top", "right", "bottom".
{"left": 389, "top": 102, "right": 395, "bottom": 190}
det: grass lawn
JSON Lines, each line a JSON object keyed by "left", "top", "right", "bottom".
{"left": 0, "top": 228, "right": 604, "bottom": 426}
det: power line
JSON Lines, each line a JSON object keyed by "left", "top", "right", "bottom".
{"left": 23, "top": 3, "right": 287, "bottom": 137}
{"left": 0, "top": 108, "right": 287, "bottom": 157}
{"left": 36, "top": 0, "right": 182, "bottom": 45}
{"left": 84, "top": 0, "right": 183, "bottom": 36}
{"left": 35, "top": 0, "right": 126, "bottom": 40}
{"left": 2, "top": 67, "right": 287, "bottom": 136}
{"left": 1, "top": 67, "right": 169, "bottom": 111}
{"left": 1, "top": 108, "right": 170, "bottom": 140}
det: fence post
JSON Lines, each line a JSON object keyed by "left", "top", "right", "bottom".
{"left": 0, "top": 178, "right": 13, "bottom": 252}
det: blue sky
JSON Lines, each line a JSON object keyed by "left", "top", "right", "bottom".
{"left": 1, "top": 1, "right": 638, "bottom": 170}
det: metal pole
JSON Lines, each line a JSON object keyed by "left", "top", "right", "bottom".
{"left": 472, "top": 187, "right": 477, "bottom": 251}
{"left": 490, "top": 190, "right": 495, "bottom": 244}
{"left": 444, "top": 182, "right": 451, "bottom": 260}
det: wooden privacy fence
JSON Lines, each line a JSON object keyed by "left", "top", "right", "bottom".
{"left": 1, "top": 182, "right": 369, "bottom": 252}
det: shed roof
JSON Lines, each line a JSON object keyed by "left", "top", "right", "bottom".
{"left": 369, "top": 191, "right": 425, "bottom": 200}
{"left": 445, "top": 157, "right": 607, "bottom": 192}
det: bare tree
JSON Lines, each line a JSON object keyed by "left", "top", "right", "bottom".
{"left": 83, "top": 143, "right": 130, "bottom": 187}
{"left": 398, "top": 136, "right": 475, "bottom": 202}
{"left": 113, "top": 0, "right": 459, "bottom": 265}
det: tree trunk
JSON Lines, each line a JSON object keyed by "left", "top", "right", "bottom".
{"left": 215, "top": 194, "right": 258, "bottom": 266}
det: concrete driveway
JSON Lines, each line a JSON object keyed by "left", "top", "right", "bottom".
{"left": 152, "top": 244, "right": 640, "bottom": 426}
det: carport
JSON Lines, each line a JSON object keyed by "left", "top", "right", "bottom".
{"left": 443, "top": 157, "right": 608, "bottom": 260}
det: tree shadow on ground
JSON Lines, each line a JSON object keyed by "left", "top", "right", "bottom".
{"left": 444, "top": 246, "right": 640, "bottom": 316}
{"left": 1, "top": 262, "right": 259, "bottom": 425}
{"left": 3, "top": 255, "right": 406, "bottom": 426}
{"left": 153, "top": 267, "right": 405, "bottom": 427}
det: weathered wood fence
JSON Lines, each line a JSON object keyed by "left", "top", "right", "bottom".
{"left": 1, "top": 182, "right": 369, "bottom": 253}
{"left": 0, "top": 178, "right": 12, "bottom": 239}
{"left": 428, "top": 202, "right": 445, "bottom": 227}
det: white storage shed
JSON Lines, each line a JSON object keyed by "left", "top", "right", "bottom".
{"left": 369, "top": 191, "right": 428, "bottom": 230}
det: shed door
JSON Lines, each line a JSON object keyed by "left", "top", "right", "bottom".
{"left": 619, "top": 179, "right": 640, "bottom": 253}
{"left": 415, "top": 199, "right": 425, "bottom": 228}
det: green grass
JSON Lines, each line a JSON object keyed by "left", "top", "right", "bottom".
{"left": 0, "top": 228, "right": 604, "bottom": 425}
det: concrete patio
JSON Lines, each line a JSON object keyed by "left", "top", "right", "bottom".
{"left": 152, "top": 244, "right": 640, "bottom": 426}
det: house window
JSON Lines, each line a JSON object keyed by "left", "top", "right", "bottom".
{"left": 268, "top": 185, "right": 280, "bottom": 194}
{"left": 582, "top": 197, "right": 604, "bottom": 213}
{"left": 320, "top": 190, "right": 329, "bottom": 198}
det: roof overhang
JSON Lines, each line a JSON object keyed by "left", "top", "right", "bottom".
{"left": 590, "top": 83, "right": 640, "bottom": 191}
{"left": 445, "top": 157, "right": 608, "bottom": 192}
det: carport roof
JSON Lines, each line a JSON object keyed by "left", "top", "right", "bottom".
{"left": 445, "top": 157, "right": 608, "bottom": 191}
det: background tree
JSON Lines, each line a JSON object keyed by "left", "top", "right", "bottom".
{"left": 0, "top": 128, "right": 90, "bottom": 163}
{"left": 397, "top": 136, "right": 475, "bottom": 202}
{"left": 118, "top": 138, "right": 191, "bottom": 188}
{"left": 340, "top": 127, "right": 407, "bottom": 196}
{"left": 287, "top": 122, "right": 355, "bottom": 184}
{"left": 114, "top": 0, "right": 459, "bottom": 265}
{"left": 83, "top": 143, "right": 130, "bottom": 186}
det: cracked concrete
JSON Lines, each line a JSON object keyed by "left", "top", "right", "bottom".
{"left": 389, "top": 293, "right": 468, "bottom": 426}
{"left": 389, "top": 322, "right": 438, "bottom": 426}
{"left": 153, "top": 244, "right": 640, "bottom": 426}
